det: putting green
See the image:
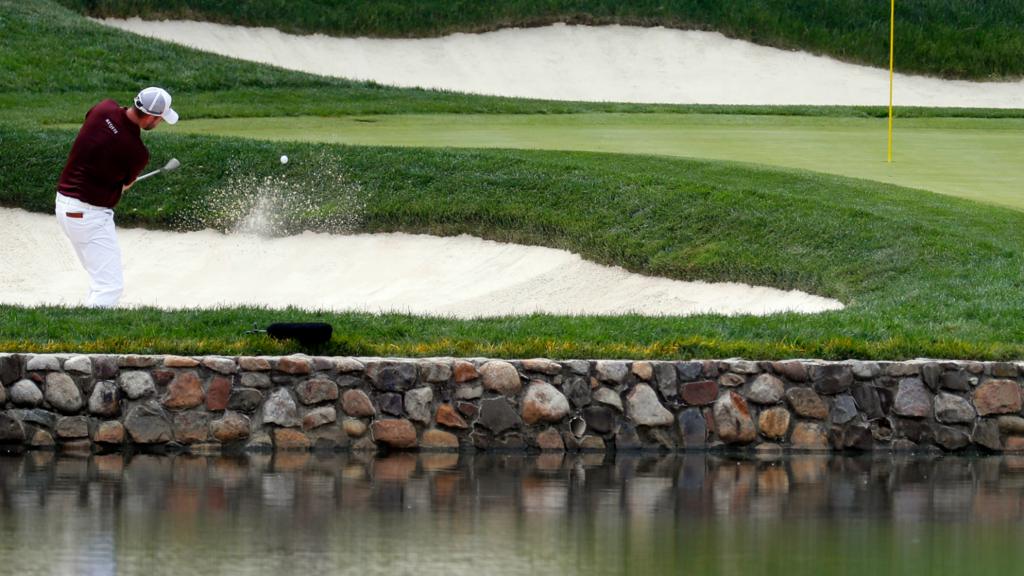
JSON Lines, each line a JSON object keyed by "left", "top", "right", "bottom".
{"left": 169, "top": 113, "right": 1024, "bottom": 210}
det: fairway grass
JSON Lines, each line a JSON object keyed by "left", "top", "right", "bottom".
{"left": 167, "top": 114, "right": 1024, "bottom": 210}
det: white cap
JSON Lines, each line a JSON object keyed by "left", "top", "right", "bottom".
{"left": 134, "top": 87, "right": 179, "bottom": 125}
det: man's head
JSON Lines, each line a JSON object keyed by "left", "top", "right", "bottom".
{"left": 132, "top": 87, "right": 178, "bottom": 130}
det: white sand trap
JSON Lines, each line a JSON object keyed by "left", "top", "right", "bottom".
{"left": 102, "top": 18, "right": 1024, "bottom": 108}
{"left": 0, "top": 208, "right": 842, "bottom": 317}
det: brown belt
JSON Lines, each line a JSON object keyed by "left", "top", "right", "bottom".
{"left": 65, "top": 212, "right": 84, "bottom": 219}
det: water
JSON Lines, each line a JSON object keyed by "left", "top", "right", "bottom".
{"left": 2, "top": 452, "right": 1024, "bottom": 575}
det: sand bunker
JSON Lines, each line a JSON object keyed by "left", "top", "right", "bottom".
{"left": 0, "top": 208, "right": 842, "bottom": 317}
{"left": 102, "top": 18, "right": 1024, "bottom": 108}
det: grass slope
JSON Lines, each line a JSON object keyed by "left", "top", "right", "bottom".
{"left": 56, "top": 0, "right": 1024, "bottom": 80}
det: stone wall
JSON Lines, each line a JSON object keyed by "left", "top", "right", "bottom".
{"left": 1, "top": 353, "right": 1023, "bottom": 454}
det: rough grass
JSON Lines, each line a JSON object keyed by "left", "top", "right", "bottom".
{"left": 55, "top": 0, "right": 1024, "bottom": 80}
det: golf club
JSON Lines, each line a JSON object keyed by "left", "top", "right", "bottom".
{"left": 134, "top": 157, "right": 181, "bottom": 182}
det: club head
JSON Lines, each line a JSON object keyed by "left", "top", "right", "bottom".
{"left": 163, "top": 158, "right": 181, "bottom": 172}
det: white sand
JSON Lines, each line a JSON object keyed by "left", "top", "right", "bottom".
{"left": 0, "top": 208, "right": 842, "bottom": 316}
{"left": 102, "top": 18, "right": 1024, "bottom": 108}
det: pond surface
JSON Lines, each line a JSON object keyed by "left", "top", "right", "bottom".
{"left": 1, "top": 452, "right": 1023, "bottom": 575}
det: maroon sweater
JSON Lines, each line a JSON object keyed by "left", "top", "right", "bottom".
{"left": 57, "top": 99, "right": 149, "bottom": 209}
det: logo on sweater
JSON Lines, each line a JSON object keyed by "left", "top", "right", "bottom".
{"left": 105, "top": 118, "right": 119, "bottom": 135}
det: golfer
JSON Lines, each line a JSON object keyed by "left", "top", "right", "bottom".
{"left": 55, "top": 87, "right": 178, "bottom": 307}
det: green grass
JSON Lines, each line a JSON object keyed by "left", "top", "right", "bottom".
{"left": 56, "top": 0, "right": 1024, "bottom": 80}
{"left": 166, "top": 113, "right": 1024, "bottom": 210}
{"left": 2, "top": 0, "right": 1024, "bottom": 358}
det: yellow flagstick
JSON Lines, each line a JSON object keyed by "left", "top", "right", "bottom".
{"left": 887, "top": 0, "right": 895, "bottom": 163}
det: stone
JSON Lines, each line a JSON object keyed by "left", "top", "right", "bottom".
{"left": 718, "top": 373, "right": 746, "bottom": 388}
{"left": 921, "top": 363, "right": 942, "bottom": 392}
{"left": 341, "top": 389, "right": 376, "bottom": 417}
{"left": 773, "top": 361, "right": 810, "bottom": 382}
{"left": 343, "top": 418, "right": 368, "bottom": 438}
{"left": 228, "top": 388, "right": 263, "bottom": 412}
{"left": 654, "top": 362, "right": 678, "bottom": 399}
{"left": 791, "top": 422, "right": 829, "bottom": 450}
{"left": 579, "top": 435, "right": 606, "bottom": 451}
{"left": 0, "top": 413, "right": 25, "bottom": 443}
{"left": 998, "top": 416, "right": 1024, "bottom": 435}
{"left": 244, "top": 431, "right": 273, "bottom": 452}
{"left": 991, "top": 362, "right": 1019, "bottom": 378}
{"left": 202, "top": 356, "right": 237, "bottom": 374}
{"left": 595, "top": 361, "right": 630, "bottom": 384}
{"left": 9, "top": 409, "right": 56, "bottom": 429}
{"left": 725, "top": 360, "right": 760, "bottom": 374}
{"left": 534, "top": 427, "right": 565, "bottom": 451}
{"left": 593, "top": 387, "right": 623, "bottom": 412}
{"left": 83, "top": 356, "right": 114, "bottom": 380}
{"left": 295, "top": 378, "right": 338, "bottom": 405}
{"left": 163, "top": 372, "right": 204, "bottom": 410}
{"left": 405, "top": 387, "right": 434, "bottom": 424}
{"left": 371, "top": 419, "right": 418, "bottom": 449}
{"left": 0, "top": 354, "right": 22, "bottom": 385}
{"left": 885, "top": 363, "right": 919, "bottom": 377}
{"left": 302, "top": 406, "right": 337, "bottom": 430}
{"left": 119, "top": 355, "right": 159, "bottom": 368}
{"left": 453, "top": 360, "right": 479, "bottom": 383}
{"left": 851, "top": 385, "right": 884, "bottom": 419}
{"left": 831, "top": 395, "right": 858, "bottom": 425}
{"left": 564, "top": 360, "right": 591, "bottom": 375}
{"left": 457, "top": 402, "right": 478, "bottom": 419}
{"left": 264, "top": 388, "right": 299, "bottom": 427}
{"left": 840, "top": 424, "right": 875, "bottom": 450}
{"left": 678, "top": 408, "right": 707, "bottom": 448}
{"left": 275, "top": 355, "right": 313, "bottom": 375}
{"left": 631, "top": 361, "right": 653, "bottom": 381}
{"left": 941, "top": 371, "right": 971, "bottom": 392}
{"left": 45, "top": 373, "right": 82, "bottom": 414}
{"left": 785, "top": 387, "right": 828, "bottom": 419}
{"left": 237, "top": 356, "right": 272, "bottom": 368}
{"left": 522, "top": 382, "right": 570, "bottom": 425}
{"left": 676, "top": 361, "right": 704, "bottom": 381}
{"left": 10, "top": 379, "right": 43, "bottom": 407}
{"left": 747, "top": 374, "right": 785, "bottom": 404}
{"left": 615, "top": 421, "right": 643, "bottom": 451}
{"left": 124, "top": 402, "right": 172, "bottom": 444}
{"left": 934, "top": 392, "right": 976, "bottom": 424}
{"left": 87, "top": 381, "right": 120, "bottom": 417}
{"left": 453, "top": 383, "right": 483, "bottom": 400}
{"left": 164, "top": 355, "right": 200, "bottom": 368}
{"left": 27, "top": 428, "right": 53, "bottom": 448}
{"left": 334, "top": 357, "right": 365, "bottom": 373}
{"left": 478, "top": 397, "right": 521, "bottom": 435}
{"left": 894, "top": 378, "right": 932, "bottom": 418}
{"left": 273, "top": 428, "right": 312, "bottom": 450}
{"left": 119, "top": 371, "right": 155, "bottom": 400}
{"left": 240, "top": 372, "right": 272, "bottom": 389}
{"left": 1005, "top": 436, "right": 1024, "bottom": 452}
{"left": 626, "top": 384, "right": 673, "bottom": 427}
{"left": 647, "top": 427, "right": 677, "bottom": 451}
{"left": 0, "top": 384, "right": 5, "bottom": 405}
{"left": 479, "top": 361, "right": 521, "bottom": 395}
{"left": 973, "top": 419, "right": 1002, "bottom": 451}
{"left": 582, "top": 405, "right": 616, "bottom": 435}
{"left": 422, "top": 429, "right": 460, "bottom": 450}
{"left": 813, "top": 365, "right": 853, "bottom": 395}
{"left": 366, "top": 361, "right": 418, "bottom": 391}
{"left": 680, "top": 380, "right": 718, "bottom": 406}
{"left": 522, "top": 358, "right": 562, "bottom": 375}
{"left": 208, "top": 412, "right": 249, "bottom": 442}
{"left": 563, "top": 377, "right": 591, "bottom": 408}
{"left": 851, "top": 361, "right": 881, "bottom": 380}
{"left": 758, "top": 407, "right": 791, "bottom": 440}
{"left": 201, "top": 376, "right": 230, "bottom": 411}
{"left": 94, "top": 421, "right": 124, "bottom": 444}
{"left": 26, "top": 355, "right": 60, "bottom": 372}
{"left": 63, "top": 355, "right": 92, "bottom": 375}
{"left": 713, "top": 392, "right": 756, "bottom": 444}
{"left": 974, "top": 380, "right": 1022, "bottom": 416}
{"left": 55, "top": 416, "right": 89, "bottom": 439}
{"left": 379, "top": 393, "right": 405, "bottom": 416}
{"left": 435, "top": 404, "right": 469, "bottom": 429}
{"left": 419, "top": 359, "right": 453, "bottom": 383}
{"left": 934, "top": 425, "right": 970, "bottom": 451}
{"left": 173, "top": 412, "right": 210, "bottom": 444}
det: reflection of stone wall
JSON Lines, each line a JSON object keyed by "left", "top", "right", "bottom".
{"left": 1, "top": 354, "right": 1023, "bottom": 453}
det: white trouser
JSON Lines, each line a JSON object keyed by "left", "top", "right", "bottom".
{"left": 55, "top": 193, "right": 124, "bottom": 308}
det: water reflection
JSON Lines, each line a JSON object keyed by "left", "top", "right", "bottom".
{"left": 3, "top": 452, "right": 1024, "bottom": 575}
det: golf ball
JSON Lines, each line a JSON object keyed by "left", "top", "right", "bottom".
{"left": 280, "top": 155, "right": 288, "bottom": 164}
